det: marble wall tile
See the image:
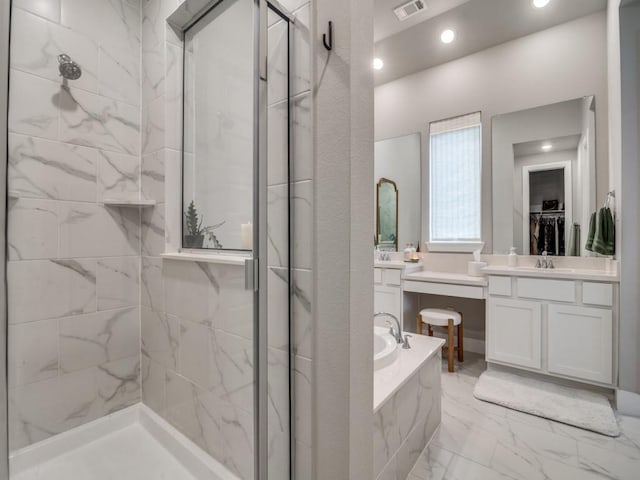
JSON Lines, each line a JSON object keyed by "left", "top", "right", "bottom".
{"left": 142, "top": 353, "right": 166, "bottom": 415}
{"left": 142, "top": 95, "right": 165, "bottom": 155}
{"left": 292, "top": 3, "right": 310, "bottom": 96}
{"left": 141, "top": 256, "right": 165, "bottom": 312}
{"left": 164, "top": 149, "right": 182, "bottom": 251}
{"left": 294, "top": 355, "right": 312, "bottom": 447}
{"left": 164, "top": 41, "right": 182, "bottom": 151}
{"left": 8, "top": 134, "right": 97, "bottom": 202}
{"left": 210, "top": 329, "right": 254, "bottom": 411}
{"left": 267, "top": 184, "right": 288, "bottom": 269}
{"left": 165, "top": 369, "right": 206, "bottom": 449}
{"left": 8, "top": 319, "right": 59, "bottom": 387}
{"left": 267, "top": 19, "right": 288, "bottom": 106}
{"left": 97, "top": 150, "right": 140, "bottom": 202}
{"left": 141, "top": 150, "right": 165, "bottom": 203}
{"left": 141, "top": 306, "right": 179, "bottom": 370}
{"left": 267, "top": 267, "right": 289, "bottom": 351}
{"left": 98, "top": 43, "right": 141, "bottom": 106}
{"left": 14, "top": 0, "right": 61, "bottom": 22}
{"left": 179, "top": 318, "right": 214, "bottom": 389}
{"left": 8, "top": 198, "right": 59, "bottom": 261}
{"left": 292, "top": 92, "right": 312, "bottom": 182}
{"left": 96, "top": 355, "right": 141, "bottom": 414}
{"left": 292, "top": 180, "right": 312, "bottom": 269}
{"left": 219, "top": 401, "right": 254, "bottom": 480}
{"left": 60, "top": 0, "right": 141, "bottom": 52}
{"left": 293, "top": 268, "right": 312, "bottom": 358}
{"left": 295, "top": 440, "right": 312, "bottom": 480}
{"left": 97, "top": 256, "right": 140, "bottom": 310}
{"left": 8, "top": 69, "right": 60, "bottom": 140}
{"left": 59, "top": 307, "right": 139, "bottom": 372}
{"left": 267, "top": 347, "right": 289, "bottom": 435}
{"left": 141, "top": 0, "right": 176, "bottom": 104}
{"left": 142, "top": 203, "right": 165, "bottom": 256}
{"left": 58, "top": 86, "right": 140, "bottom": 156}
{"left": 374, "top": 397, "right": 401, "bottom": 478}
{"left": 8, "top": 258, "right": 97, "bottom": 323}
{"left": 10, "top": 8, "right": 99, "bottom": 94}
{"left": 267, "top": 100, "right": 288, "bottom": 187}
{"left": 58, "top": 202, "right": 140, "bottom": 258}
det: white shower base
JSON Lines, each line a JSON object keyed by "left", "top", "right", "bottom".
{"left": 10, "top": 404, "right": 239, "bottom": 480}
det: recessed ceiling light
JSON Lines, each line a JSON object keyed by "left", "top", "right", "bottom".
{"left": 532, "top": 0, "right": 550, "bottom": 8}
{"left": 373, "top": 58, "right": 384, "bottom": 70}
{"left": 541, "top": 143, "right": 552, "bottom": 151}
{"left": 440, "top": 29, "right": 455, "bottom": 44}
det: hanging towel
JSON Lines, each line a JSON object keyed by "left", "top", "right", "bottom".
{"left": 591, "top": 207, "right": 615, "bottom": 256}
{"left": 568, "top": 223, "right": 580, "bottom": 257}
{"left": 585, "top": 212, "right": 596, "bottom": 252}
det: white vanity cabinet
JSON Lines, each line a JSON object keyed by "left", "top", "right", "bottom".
{"left": 486, "top": 275, "right": 617, "bottom": 387}
{"left": 374, "top": 267, "right": 403, "bottom": 328}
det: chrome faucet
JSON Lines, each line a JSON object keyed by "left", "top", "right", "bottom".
{"left": 535, "top": 251, "right": 554, "bottom": 269}
{"left": 374, "top": 312, "right": 403, "bottom": 344}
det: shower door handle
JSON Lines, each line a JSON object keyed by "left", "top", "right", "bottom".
{"left": 245, "top": 258, "right": 258, "bottom": 291}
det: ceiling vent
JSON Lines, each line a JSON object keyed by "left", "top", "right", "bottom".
{"left": 393, "top": 0, "right": 426, "bottom": 22}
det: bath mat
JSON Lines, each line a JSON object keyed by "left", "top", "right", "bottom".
{"left": 473, "top": 369, "right": 620, "bottom": 437}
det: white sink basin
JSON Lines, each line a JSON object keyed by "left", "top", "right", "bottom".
{"left": 374, "top": 326, "right": 398, "bottom": 370}
{"left": 516, "top": 267, "right": 575, "bottom": 274}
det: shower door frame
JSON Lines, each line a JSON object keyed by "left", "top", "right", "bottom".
{"left": 0, "top": 0, "right": 9, "bottom": 478}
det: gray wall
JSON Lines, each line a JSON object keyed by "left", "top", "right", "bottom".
{"left": 619, "top": 2, "right": 640, "bottom": 394}
{"left": 375, "top": 11, "right": 609, "bottom": 253}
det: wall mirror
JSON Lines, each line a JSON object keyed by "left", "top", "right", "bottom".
{"left": 374, "top": 133, "right": 421, "bottom": 251}
{"left": 492, "top": 96, "right": 598, "bottom": 256}
{"left": 376, "top": 178, "right": 399, "bottom": 251}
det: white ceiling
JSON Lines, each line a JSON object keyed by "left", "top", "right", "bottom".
{"left": 374, "top": 0, "right": 608, "bottom": 85}
{"left": 513, "top": 134, "right": 581, "bottom": 158}
{"left": 374, "top": 0, "right": 472, "bottom": 42}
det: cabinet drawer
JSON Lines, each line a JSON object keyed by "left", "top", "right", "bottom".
{"left": 374, "top": 268, "right": 382, "bottom": 284}
{"left": 582, "top": 282, "right": 613, "bottom": 307}
{"left": 517, "top": 278, "right": 575, "bottom": 303}
{"left": 383, "top": 269, "right": 402, "bottom": 286}
{"left": 489, "top": 276, "right": 511, "bottom": 296}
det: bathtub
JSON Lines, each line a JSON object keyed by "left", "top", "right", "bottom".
{"left": 373, "top": 330, "right": 445, "bottom": 480}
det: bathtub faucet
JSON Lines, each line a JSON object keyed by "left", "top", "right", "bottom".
{"left": 374, "top": 312, "right": 403, "bottom": 344}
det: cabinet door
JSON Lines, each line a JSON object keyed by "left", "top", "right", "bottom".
{"left": 374, "top": 285, "right": 402, "bottom": 327}
{"left": 487, "top": 298, "right": 542, "bottom": 369}
{"left": 548, "top": 305, "right": 613, "bottom": 384}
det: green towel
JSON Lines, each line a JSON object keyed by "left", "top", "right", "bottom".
{"left": 585, "top": 212, "right": 596, "bottom": 252}
{"left": 591, "top": 207, "right": 615, "bottom": 256}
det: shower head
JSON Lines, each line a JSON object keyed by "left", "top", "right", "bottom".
{"left": 58, "top": 54, "right": 82, "bottom": 80}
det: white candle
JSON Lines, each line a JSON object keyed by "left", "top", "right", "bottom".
{"left": 241, "top": 222, "right": 253, "bottom": 250}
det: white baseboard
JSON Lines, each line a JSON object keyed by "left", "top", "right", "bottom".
{"left": 9, "top": 403, "right": 238, "bottom": 480}
{"left": 617, "top": 390, "right": 640, "bottom": 417}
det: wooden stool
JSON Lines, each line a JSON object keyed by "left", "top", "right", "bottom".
{"left": 417, "top": 308, "right": 463, "bottom": 372}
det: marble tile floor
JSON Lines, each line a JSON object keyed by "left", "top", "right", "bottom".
{"left": 11, "top": 424, "right": 198, "bottom": 480}
{"left": 408, "top": 353, "right": 640, "bottom": 480}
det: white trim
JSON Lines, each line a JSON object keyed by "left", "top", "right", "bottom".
{"left": 426, "top": 241, "right": 484, "bottom": 253}
{"left": 161, "top": 251, "right": 249, "bottom": 266}
{"left": 617, "top": 389, "right": 640, "bottom": 417}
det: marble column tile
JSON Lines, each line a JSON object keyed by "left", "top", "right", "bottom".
{"left": 96, "top": 256, "right": 140, "bottom": 310}
{"left": 165, "top": 369, "right": 207, "bottom": 450}
{"left": 141, "top": 0, "right": 175, "bottom": 104}
{"left": 141, "top": 353, "right": 166, "bottom": 416}
{"left": 8, "top": 134, "right": 98, "bottom": 202}
{"left": 374, "top": 394, "right": 401, "bottom": 478}
{"left": 295, "top": 441, "right": 312, "bottom": 480}
{"left": 10, "top": 8, "right": 99, "bottom": 93}
{"left": 58, "top": 86, "right": 140, "bottom": 156}
{"left": 141, "top": 256, "right": 165, "bottom": 312}
{"left": 293, "top": 268, "right": 312, "bottom": 359}
{"left": 164, "top": 41, "right": 182, "bottom": 151}
{"left": 8, "top": 198, "right": 59, "bottom": 261}
{"left": 396, "top": 415, "right": 435, "bottom": 480}
{"left": 60, "top": 0, "right": 141, "bottom": 52}
{"left": 163, "top": 149, "right": 182, "bottom": 251}
{"left": 141, "top": 306, "right": 179, "bottom": 370}
{"left": 59, "top": 306, "right": 140, "bottom": 372}
{"left": 267, "top": 183, "right": 288, "bottom": 269}
{"left": 142, "top": 95, "right": 165, "bottom": 155}
{"left": 58, "top": 202, "right": 140, "bottom": 258}
{"left": 267, "top": 266, "right": 288, "bottom": 351}
{"left": 13, "top": 0, "right": 60, "bottom": 22}
{"left": 8, "top": 258, "right": 97, "bottom": 323}
{"left": 267, "top": 19, "right": 288, "bottom": 107}
{"left": 294, "top": 355, "right": 312, "bottom": 447}
{"left": 97, "top": 150, "right": 140, "bottom": 202}
{"left": 292, "top": 180, "right": 313, "bottom": 269}
{"left": 267, "top": 100, "right": 288, "bottom": 187}
{"left": 95, "top": 355, "right": 141, "bottom": 415}
{"left": 8, "top": 69, "right": 60, "bottom": 140}
{"left": 268, "top": 425, "right": 290, "bottom": 480}
{"left": 267, "top": 347, "right": 289, "bottom": 435}
{"left": 291, "top": 92, "right": 312, "bottom": 182}
{"left": 142, "top": 203, "right": 165, "bottom": 256}
{"left": 292, "top": 3, "right": 310, "bottom": 96}
{"left": 98, "top": 42, "right": 141, "bottom": 106}
{"left": 8, "top": 319, "right": 59, "bottom": 388}
{"left": 141, "top": 150, "right": 165, "bottom": 203}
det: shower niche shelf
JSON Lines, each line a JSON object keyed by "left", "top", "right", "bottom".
{"left": 103, "top": 198, "right": 156, "bottom": 208}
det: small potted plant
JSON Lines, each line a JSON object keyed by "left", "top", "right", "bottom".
{"left": 184, "top": 200, "right": 206, "bottom": 248}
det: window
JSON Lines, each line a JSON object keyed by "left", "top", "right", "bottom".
{"left": 428, "top": 112, "right": 482, "bottom": 251}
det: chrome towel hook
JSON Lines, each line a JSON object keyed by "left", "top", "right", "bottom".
{"left": 323, "top": 21, "right": 333, "bottom": 51}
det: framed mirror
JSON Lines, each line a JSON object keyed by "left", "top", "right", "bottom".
{"left": 376, "top": 178, "right": 399, "bottom": 252}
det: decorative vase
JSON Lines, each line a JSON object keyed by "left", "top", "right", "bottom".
{"left": 184, "top": 234, "right": 204, "bottom": 248}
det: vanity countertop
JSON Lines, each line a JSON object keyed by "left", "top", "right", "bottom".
{"left": 481, "top": 265, "right": 619, "bottom": 282}
{"left": 374, "top": 260, "right": 422, "bottom": 271}
{"left": 403, "top": 270, "right": 489, "bottom": 287}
